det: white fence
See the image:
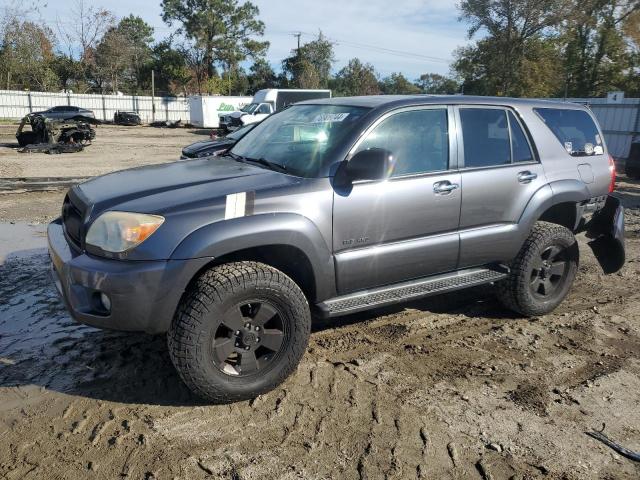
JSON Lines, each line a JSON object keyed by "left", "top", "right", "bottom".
{"left": 0, "top": 90, "right": 190, "bottom": 123}
{"left": 1, "top": 90, "right": 638, "bottom": 158}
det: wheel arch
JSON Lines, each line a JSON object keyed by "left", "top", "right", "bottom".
{"left": 171, "top": 213, "right": 337, "bottom": 302}
{"left": 519, "top": 180, "right": 591, "bottom": 236}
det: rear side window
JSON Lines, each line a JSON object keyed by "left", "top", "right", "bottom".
{"left": 509, "top": 112, "right": 534, "bottom": 163}
{"left": 460, "top": 109, "right": 510, "bottom": 167}
{"left": 534, "top": 108, "right": 604, "bottom": 156}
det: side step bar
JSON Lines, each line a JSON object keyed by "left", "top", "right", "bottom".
{"left": 316, "top": 267, "right": 508, "bottom": 318}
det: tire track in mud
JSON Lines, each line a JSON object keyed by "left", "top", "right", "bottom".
{"left": 1, "top": 198, "right": 640, "bottom": 479}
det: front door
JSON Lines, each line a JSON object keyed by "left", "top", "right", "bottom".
{"left": 333, "top": 106, "right": 461, "bottom": 294}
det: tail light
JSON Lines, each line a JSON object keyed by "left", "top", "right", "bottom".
{"left": 608, "top": 155, "right": 616, "bottom": 193}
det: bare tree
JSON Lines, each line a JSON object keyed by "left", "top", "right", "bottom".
{"left": 56, "top": 0, "right": 115, "bottom": 61}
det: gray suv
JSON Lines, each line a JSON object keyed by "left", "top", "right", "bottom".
{"left": 48, "top": 96, "right": 625, "bottom": 403}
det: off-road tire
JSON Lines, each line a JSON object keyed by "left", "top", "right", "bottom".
{"left": 168, "top": 261, "right": 311, "bottom": 403}
{"left": 497, "top": 221, "right": 579, "bottom": 317}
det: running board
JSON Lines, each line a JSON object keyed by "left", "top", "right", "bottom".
{"left": 316, "top": 267, "right": 508, "bottom": 318}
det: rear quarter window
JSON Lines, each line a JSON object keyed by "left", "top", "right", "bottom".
{"left": 534, "top": 108, "right": 604, "bottom": 157}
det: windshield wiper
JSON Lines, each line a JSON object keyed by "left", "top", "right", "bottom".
{"left": 244, "top": 157, "right": 288, "bottom": 173}
{"left": 223, "top": 151, "right": 246, "bottom": 163}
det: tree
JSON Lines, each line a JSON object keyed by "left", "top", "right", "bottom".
{"left": 332, "top": 58, "right": 380, "bottom": 96}
{"left": 161, "top": 0, "right": 268, "bottom": 81}
{"left": 95, "top": 27, "right": 130, "bottom": 92}
{"left": 145, "top": 39, "right": 192, "bottom": 96}
{"left": 454, "top": 0, "right": 569, "bottom": 96}
{"left": 115, "top": 15, "right": 154, "bottom": 92}
{"left": 416, "top": 73, "right": 460, "bottom": 94}
{"left": 0, "top": 20, "right": 59, "bottom": 90}
{"left": 623, "top": 9, "right": 640, "bottom": 95}
{"left": 561, "top": 0, "right": 640, "bottom": 97}
{"left": 247, "top": 58, "right": 277, "bottom": 92}
{"left": 282, "top": 32, "right": 335, "bottom": 88}
{"left": 55, "top": 0, "right": 115, "bottom": 91}
{"left": 380, "top": 73, "right": 421, "bottom": 94}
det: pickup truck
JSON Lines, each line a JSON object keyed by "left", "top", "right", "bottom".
{"left": 219, "top": 89, "right": 331, "bottom": 132}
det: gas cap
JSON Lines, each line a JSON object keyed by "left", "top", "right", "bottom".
{"left": 577, "top": 163, "right": 595, "bottom": 184}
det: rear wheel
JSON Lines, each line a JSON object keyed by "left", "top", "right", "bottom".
{"left": 168, "top": 261, "right": 311, "bottom": 403}
{"left": 497, "top": 221, "right": 579, "bottom": 317}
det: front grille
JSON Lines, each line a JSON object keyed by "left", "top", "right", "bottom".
{"left": 62, "top": 193, "right": 86, "bottom": 249}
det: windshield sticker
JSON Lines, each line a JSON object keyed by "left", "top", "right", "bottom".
{"left": 312, "top": 113, "right": 350, "bottom": 123}
{"left": 564, "top": 142, "right": 573, "bottom": 153}
{"left": 594, "top": 145, "right": 604, "bottom": 155}
{"left": 596, "top": 134, "right": 602, "bottom": 145}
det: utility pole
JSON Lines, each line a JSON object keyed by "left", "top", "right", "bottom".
{"left": 293, "top": 32, "right": 302, "bottom": 51}
{"left": 151, "top": 69, "right": 156, "bottom": 123}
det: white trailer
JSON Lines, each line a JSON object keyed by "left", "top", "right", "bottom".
{"left": 189, "top": 96, "right": 253, "bottom": 128}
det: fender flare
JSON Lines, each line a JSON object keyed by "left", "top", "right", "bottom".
{"left": 170, "top": 213, "right": 337, "bottom": 301}
{"left": 517, "top": 180, "right": 591, "bottom": 243}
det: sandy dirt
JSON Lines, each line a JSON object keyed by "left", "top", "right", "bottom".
{"left": 0, "top": 123, "right": 210, "bottom": 178}
{"left": 0, "top": 141, "right": 639, "bottom": 478}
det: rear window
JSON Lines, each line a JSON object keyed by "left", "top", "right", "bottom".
{"left": 534, "top": 108, "right": 604, "bottom": 157}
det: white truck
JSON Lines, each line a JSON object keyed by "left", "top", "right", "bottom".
{"left": 219, "top": 89, "right": 332, "bottom": 131}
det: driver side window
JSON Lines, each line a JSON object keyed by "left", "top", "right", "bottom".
{"left": 257, "top": 104, "right": 271, "bottom": 114}
{"left": 354, "top": 108, "right": 449, "bottom": 177}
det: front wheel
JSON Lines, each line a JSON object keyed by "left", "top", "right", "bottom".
{"left": 497, "top": 221, "right": 579, "bottom": 317}
{"left": 168, "top": 261, "right": 311, "bottom": 403}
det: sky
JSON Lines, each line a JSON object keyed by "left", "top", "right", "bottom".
{"left": 36, "top": 0, "right": 471, "bottom": 80}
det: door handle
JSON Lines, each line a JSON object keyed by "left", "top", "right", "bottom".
{"left": 517, "top": 171, "right": 538, "bottom": 184}
{"left": 433, "top": 181, "right": 459, "bottom": 195}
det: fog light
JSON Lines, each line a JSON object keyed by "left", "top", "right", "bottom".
{"left": 99, "top": 293, "right": 111, "bottom": 312}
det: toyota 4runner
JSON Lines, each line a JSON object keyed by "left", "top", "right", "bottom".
{"left": 48, "top": 96, "right": 625, "bottom": 403}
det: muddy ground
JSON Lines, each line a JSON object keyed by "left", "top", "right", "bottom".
{"left": 0, "top": 132, "right": 639, "bottom": 478}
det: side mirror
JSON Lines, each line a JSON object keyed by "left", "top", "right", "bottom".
{"left": 339, "top": 148, "right": 393, "bottom": 184}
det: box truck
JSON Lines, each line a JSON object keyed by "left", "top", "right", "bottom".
{"left": 219, "top": 89, "right": 331, "bottom": 131}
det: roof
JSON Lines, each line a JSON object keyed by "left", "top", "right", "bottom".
{"left": 299, "top": 95, "right": 587, "bottom": 111}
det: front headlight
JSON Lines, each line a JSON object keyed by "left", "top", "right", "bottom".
{"left": 86, "top": 211, "right": 165, "bottom": 253}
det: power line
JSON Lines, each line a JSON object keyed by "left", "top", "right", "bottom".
{"left": 294, "top": 30, "right": 451, "bottom": 64}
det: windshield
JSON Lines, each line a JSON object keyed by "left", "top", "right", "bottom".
{"left": 230, "top": 104, "right": 370, "bottom": 177}
{"left": 225, "top": 123, "right": 256, "bottom": 140}
{"left": 241, "top": 103, "right": 260, "bottom": 114}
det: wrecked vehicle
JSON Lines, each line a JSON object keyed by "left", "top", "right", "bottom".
{"left": 114, "top": 110, "right": 142, "bottom": 126}
{"left": 48, "top": 96, "right": 625, "bottom": 403}
{"left": 149, "top": 119, "right": 182, "bottom": 128}
{"left": 16, "top": 113, "right": 98, "bottom": 154}
{"left": 181, "top": 122, "right": 258, "bottom": 159}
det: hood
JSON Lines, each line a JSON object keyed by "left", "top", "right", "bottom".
{"left": 77, "top": 156, "right": 293, "bottom": 216}
{"left": 181, "top": 138, "right": 234, "bottom": 158}
{"left": 230, "top": 111, "right": 247, "bottom": 119}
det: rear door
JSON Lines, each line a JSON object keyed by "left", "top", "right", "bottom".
{"left": 456, "top": 106, "right": 547, "bottom": 268}
{"left": 333, "top": 106, "right": 462, "bottom": 294}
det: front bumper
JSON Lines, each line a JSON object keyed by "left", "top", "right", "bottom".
{"left": 47, "top": 219, "right": 211, "bottom": 334}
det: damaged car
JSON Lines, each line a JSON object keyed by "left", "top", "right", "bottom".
{"left": 16, "top": 113, "right": 98, "bottom": 154}
{"left": 114, "top": 110, "right": 142, "bottom": 126}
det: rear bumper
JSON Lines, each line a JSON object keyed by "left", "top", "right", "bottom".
{"left": 586, "top": 195, "right": 625, "bottom": 274}
{"left": 48, "top": 218, "right": 211, "bottom": 334}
